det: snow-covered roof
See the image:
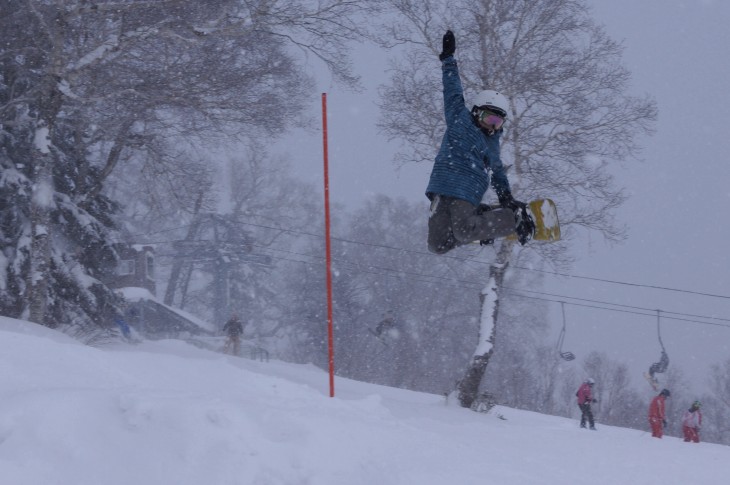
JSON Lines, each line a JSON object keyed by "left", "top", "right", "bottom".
{"left": 117, "top": 287, "right": 216, "bottom": 332}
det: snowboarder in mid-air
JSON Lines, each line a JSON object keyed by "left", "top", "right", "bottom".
{"left": 645, "top": 349, "right": 669, "bottom": 391}
{"left": 426, "top": 30, "right": 535, "bottom": 254}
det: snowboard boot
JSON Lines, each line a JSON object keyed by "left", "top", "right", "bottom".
{"left": 514, "top": 204, "right": 536, "bottom": 245}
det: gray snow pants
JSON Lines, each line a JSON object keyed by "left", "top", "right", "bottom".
{"left": 427, "top": 195, "right": 516, "bottom": 254}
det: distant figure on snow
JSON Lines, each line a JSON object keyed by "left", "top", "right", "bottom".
{"left": 223, "top": 314, "right": 245, "bottom": 356}
{"left": 373, "top": 311, "right": 396, "bottom": 337}
{"left": 648, "top": 388, "right": 671, "bottom": 438}
{"left": 682, "top": 400, "right": 702, "bottom": 443}
{"left": 576, "top": 378, "right": 597, "bottom": 430}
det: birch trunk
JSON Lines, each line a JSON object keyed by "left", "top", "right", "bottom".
{"left": 28, "top": 12, "right": 65, "bottom": 324}
{"left": 457, "top": 242, "right": 512, "bottom": 408}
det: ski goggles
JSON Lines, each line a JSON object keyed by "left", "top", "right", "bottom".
{"left": 479, "top": 109, "right": 505, "bottom": 130}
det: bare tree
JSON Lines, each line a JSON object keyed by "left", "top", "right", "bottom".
{"left": 699, "top": 358, "right": 730, "bottom": 445}
{"left": 377, "top": 0, "right": 656, "bottom": 407}
{"left": 556, "top": 368, "right": 580, "bottom": 418}
{"left": 161, "top": 151, "right": 326, "bottom": 331}
{"left": 708, "top": 358, "right": 730, "bottom": 410}
{"left": 271, "top": 194, "right": 495, "bottom": 393}
{"left": 322, "top": 195, "right": 485, "bottom": 393}
{"left": 581, "top": 351, "right": 639, "bottom": 427}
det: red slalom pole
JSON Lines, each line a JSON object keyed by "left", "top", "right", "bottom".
{"left": 321, "top": 93, "right": 335, "bottom": 397}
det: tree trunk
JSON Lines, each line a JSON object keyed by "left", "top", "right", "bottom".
{"left": 80, "top": 118, "right": 134, "bottom": 209}
{"left": 28, "top": 150, "right": 53, "bottom": 326}
{"left": 28, "top": 64, "right": 64, "bottom": 325}
{"left": 457, "top": 242, "right": 511, "bottom": 408}
{"left": 213, "top": 256, "right": 229, "bottom": 331}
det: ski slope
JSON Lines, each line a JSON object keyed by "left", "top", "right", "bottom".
{"left": 0, "top": 316, "right": 727, "bottom": 485}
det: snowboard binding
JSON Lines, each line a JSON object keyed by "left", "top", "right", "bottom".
{"left": 514, "top": 204, "right": 536, "bottom": 245}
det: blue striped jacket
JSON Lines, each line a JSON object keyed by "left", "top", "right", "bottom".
{"left": 425, "top": 56, "right": 511, "bottom": 206}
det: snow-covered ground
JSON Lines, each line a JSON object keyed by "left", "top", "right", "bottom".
{"left": 1, "top": 316, "right": 728, "bottom": 485}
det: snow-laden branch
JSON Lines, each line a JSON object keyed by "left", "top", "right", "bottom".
{"left": 67, "top": 0, "right": 179, "bottom": 16}
{"left": 66, "top": 34, "right": 120, "bottom": 73}
{"left": 65, "top": 22, "right": 177, "bottom": 75}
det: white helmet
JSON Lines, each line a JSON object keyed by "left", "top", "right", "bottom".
{"left": 587, "top": 378, "right": 595, "bottom": 385}
{"left": 470, "top": 89, "right": 509, "bottom": 118}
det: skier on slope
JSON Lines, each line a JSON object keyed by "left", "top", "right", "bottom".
{"left": 648, "top": 388, "right": 671, "bottom": 438}
{"left": 576, "top": 378, "right": 598, "bottom": 430}
{"left": 426, "top": 30, "right": 535, "bottom": 254}
{"left": 681, "top": 400, "right": 702, "bottom": 443}
{"left": 223, "top": 314, "right": 245, "bottom": 356}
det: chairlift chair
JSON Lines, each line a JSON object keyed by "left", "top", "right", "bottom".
{"left": 644, "top": 310, "right": 669, "bottom": 390}
{"left": 557, "top": 302, "right": 575, "bottom": 361}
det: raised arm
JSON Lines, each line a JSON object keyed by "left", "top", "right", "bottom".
{"left": 439, "top": 31, "right": 466, "bottom": 123}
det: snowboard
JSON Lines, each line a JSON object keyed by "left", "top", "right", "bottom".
{"left": 508, "top": 198, "right": 561, "bottom": 242}
{"left": 477, "top": 198, "right": 560, "bottom": 244}
{"left": 368, "top": 327, "right": 389, "bottom": 347}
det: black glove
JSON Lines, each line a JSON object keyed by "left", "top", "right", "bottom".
{"left": 498, "top": 192, "right": 526, "bottom": 212}
{"left": 439, "top": 30, "right": 455, "bottom": 61}
{"left": 662, "top": 419, "right": 668, "bottom": 427}
{"left": 592, "top": 399, "right": 598, "bottom": 403}
{"left": 499, "top": 192, "right": 534, "bottom": 245}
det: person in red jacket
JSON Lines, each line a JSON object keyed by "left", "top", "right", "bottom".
{"left": 682, "top": 400, "right": 702, "bottom": 443}
{"left": 648, "top": 388, "right": 671, "bottom": 438}
{"left": 576, "top": 378, "right": 597, "bottom": 430}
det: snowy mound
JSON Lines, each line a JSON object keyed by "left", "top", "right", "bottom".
{"left": 0, "top": 315, "right": 81, "bottom": 345}
{"left": 0, "top": 320, "right": 728, "bottom": 485}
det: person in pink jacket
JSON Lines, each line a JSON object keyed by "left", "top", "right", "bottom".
{"left": 576, "top": 378, "right": 597, "bottom": 430}
{"left": 648, "top": 389, "right": 670, "bottom": 438}
{"left": 682, "top": 401, "right": 702, "bottom": 443}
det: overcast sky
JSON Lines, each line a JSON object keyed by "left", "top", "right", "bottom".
{"left": 277, "top": 0, "right": 730, "bottom": 394}
{"left": 556, "top": 0, "right": 730, "bottom": 393}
